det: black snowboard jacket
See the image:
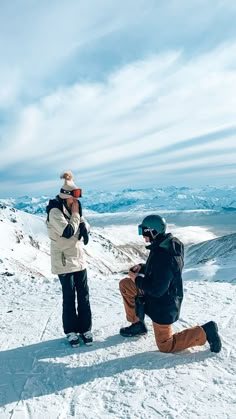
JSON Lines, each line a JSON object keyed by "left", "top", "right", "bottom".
{"left": 135, "top": 233, "right": 184, "bottom": 325}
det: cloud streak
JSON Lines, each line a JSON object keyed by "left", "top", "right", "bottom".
{"left": 0, "top": 1, "right": 236, "bottom": 196}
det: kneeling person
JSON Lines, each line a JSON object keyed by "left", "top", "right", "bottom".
{"left": 119, "top": 215, "right": 221, "bottom": 354}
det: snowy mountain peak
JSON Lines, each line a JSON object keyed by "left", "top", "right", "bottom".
{"left": 1, "top": 185, "right": 236, "bottom": 215}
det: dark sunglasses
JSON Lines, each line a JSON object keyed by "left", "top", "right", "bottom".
{"left": 60, "top": 188, "right": 82, "bottom": 198}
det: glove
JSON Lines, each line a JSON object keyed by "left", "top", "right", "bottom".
{"left": 78, "top": 221, "right": 89, "bottom": 245}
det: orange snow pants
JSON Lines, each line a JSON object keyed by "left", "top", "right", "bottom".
{"left": 119, "top": 277, "right": 207, "bottom": 353}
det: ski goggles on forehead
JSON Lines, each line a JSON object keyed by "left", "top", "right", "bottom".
{"left": 60, "top": 188, "right": 82, "bottom": 198}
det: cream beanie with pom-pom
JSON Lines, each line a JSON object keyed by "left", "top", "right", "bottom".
{"left": 59, "top": 171, "right": 78, "bottom": 199}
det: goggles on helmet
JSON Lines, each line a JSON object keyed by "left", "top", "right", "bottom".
{"left": 138, "top": 225, "right": 151, "bottom": 236}
{"left": 138, "top": 224, "right": 158, "bottom": 239}
{"left": 60, "top": 188, "right": 82, "bottom": 198}
{"left": 138, "top": 225, "right": 144, "bottom": 235}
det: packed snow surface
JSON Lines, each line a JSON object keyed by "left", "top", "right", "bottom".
{"left": 0, "top": 203, "right": 235, "bottom": 419}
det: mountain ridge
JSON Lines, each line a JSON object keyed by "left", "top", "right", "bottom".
{"left": 0, "top": 203, "right": 235, "bottom": 283}
{"left": 1, "top": 185, "right": 236, "bottom": 215}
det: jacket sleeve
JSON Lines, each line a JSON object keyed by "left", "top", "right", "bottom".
{"left": 49, "top": 208, "right": 81, "bottom": 238}
{"left": 135, "top": 252, "right": 174, "bottom": 297}
{"left": 139, "top": 263, "right": 146, "bottom": 274}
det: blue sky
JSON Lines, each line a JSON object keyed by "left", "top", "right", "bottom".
{"left": 0, "top": 0, "right": 236, "bottom": 197}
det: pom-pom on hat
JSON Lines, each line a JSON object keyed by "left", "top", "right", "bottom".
{"left": 59, "top": 171, "right": 78, "bottom": 199}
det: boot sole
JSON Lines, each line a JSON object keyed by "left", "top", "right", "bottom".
{"left": 69, "top": 342, "right": 80, "bottom": 348}
{"left": 120, "top": 332, "right": 148, "bottom": 338}
{"left": 210, "top": 333, "right": 222, "bottom": 353}
{"left": 209, "top": 322, "right": 222, "bottom": 353}
{"left": 80, "top": 336, "right": 93, "bottom": 346}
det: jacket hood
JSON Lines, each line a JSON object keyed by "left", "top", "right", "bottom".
{"left": 147, "top": 233, "right": 184, "bottom": 256}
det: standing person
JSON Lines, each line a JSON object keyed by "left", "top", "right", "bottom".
{"left": 119, "top": 215, "right": 222, "bottom": 353}
{"left": 46, "top": 171, "right": 92, "bottom": 347}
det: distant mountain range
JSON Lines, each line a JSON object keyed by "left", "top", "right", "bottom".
{"left": 0, "top": 202, "right": 235, "bottom": 284}
{"left": 1, "top": 185, "right": 236, "bottom": 215}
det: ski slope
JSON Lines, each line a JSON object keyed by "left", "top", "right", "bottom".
{"left": 0, "top": 205, "right": 235, "bottom": 419}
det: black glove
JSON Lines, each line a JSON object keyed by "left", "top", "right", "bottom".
{"left": 78, "top": 221, "right": 89, "bottom": 245}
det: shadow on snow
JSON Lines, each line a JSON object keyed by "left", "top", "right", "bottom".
{"left": 0, "top": 333, "right": 213, "bottom": 407}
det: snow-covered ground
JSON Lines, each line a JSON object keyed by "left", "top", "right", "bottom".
{"left": 0, "top": 204, "right": 235, "bottom": 419}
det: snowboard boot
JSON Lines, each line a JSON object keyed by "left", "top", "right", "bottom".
{"left": 80, "top": 331, "right": 93, "bottom": 346}
{"left": 120, "top": 321, "right": 148, "bottom": 337}
{"left": 66, "top": 332, "right": 80, "bottom": 348}
{"left": 201, "top": 321, "right": 222, "bottom": 353}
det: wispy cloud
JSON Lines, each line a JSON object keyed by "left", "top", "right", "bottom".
{"left": 0, "top": 1, "right": 236, "bottom": 196}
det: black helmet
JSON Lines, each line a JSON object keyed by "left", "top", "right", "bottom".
{"left": 138, "top": 214, "right": 167, "bottom": 239}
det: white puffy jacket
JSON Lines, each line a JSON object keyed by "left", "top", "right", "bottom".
{"left": 47, "top": 205, "right": 89, "bottom": 274}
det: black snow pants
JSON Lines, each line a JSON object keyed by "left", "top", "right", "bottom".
{"left": 58, "top": 269, "right": 92, "bottom": 335}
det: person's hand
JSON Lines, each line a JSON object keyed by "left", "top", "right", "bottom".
{"left": 128, "top": 269, "right": 137, "bottom": 282}
{"left": 128, "top": 271, "right": 136, "bottom": 282}
{"left": 71, "top": 199, "right": 79, "bottom": 213}
{"left": 130, "top": 264, "right": 141, "bottom": 273}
